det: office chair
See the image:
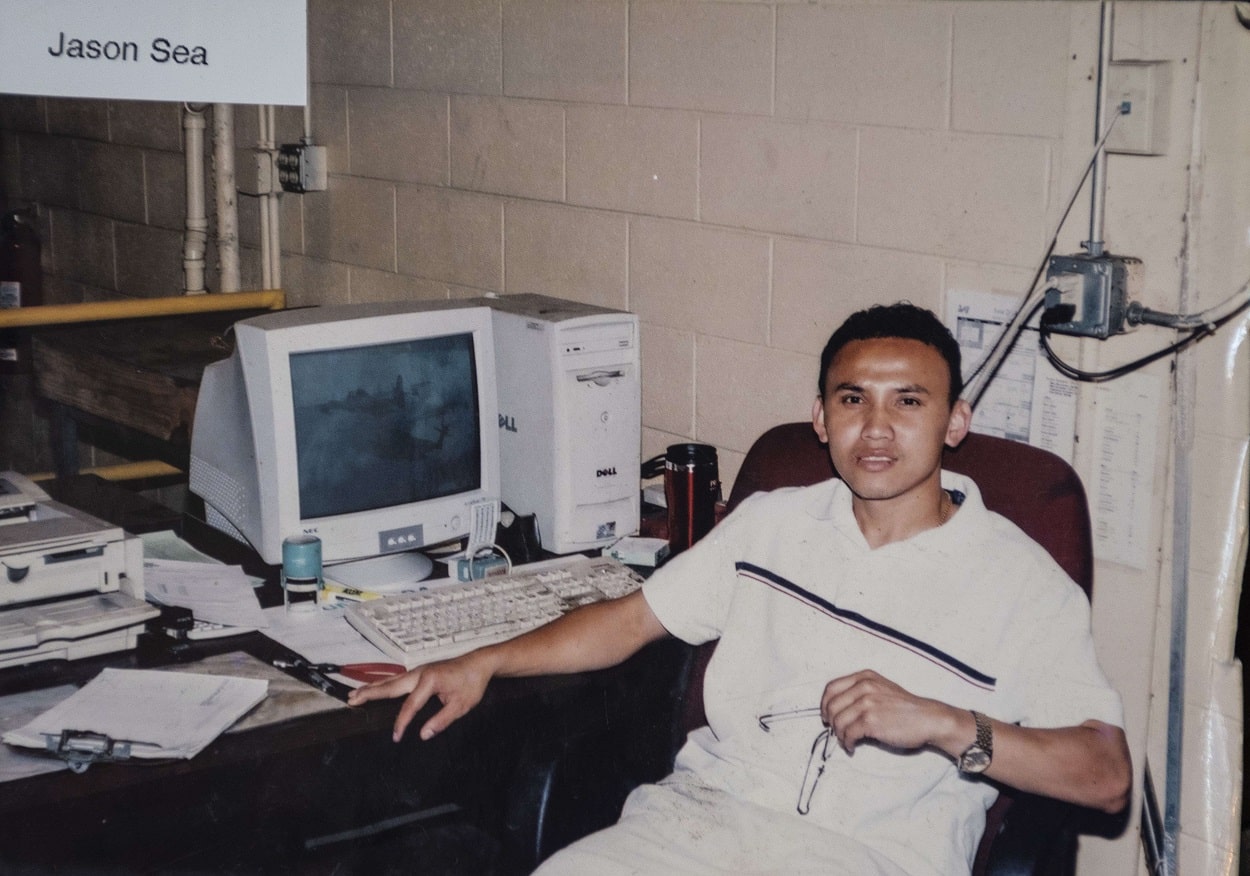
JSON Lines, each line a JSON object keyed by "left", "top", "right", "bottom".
{"left": 506, "top": 424, "right": 1093, "bottom": 876}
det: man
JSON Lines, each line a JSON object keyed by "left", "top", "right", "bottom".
{"left": 350, "top": 302, "right": 1131, "bottom": 875}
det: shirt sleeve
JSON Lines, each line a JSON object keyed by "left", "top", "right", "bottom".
{"left": 1002, "top": 566, "right": 1125, "bottom": 730}
{"left": 642, "top": 491, "right": 771, "bottom": 645}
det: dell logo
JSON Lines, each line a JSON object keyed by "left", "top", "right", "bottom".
{"left": 499, "top": 413, "right": 517, "bottom": 433}
{"left": 596, "top": 467, "right": 617, "bottom": 478}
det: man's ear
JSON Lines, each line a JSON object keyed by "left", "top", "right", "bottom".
{"left": 812, "top": 396, "right": 829, "bottom": 443}
{"left": 944, "top": 398, "right": 973, "bottom": 448}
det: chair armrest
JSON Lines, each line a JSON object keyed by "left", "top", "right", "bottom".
{"left": 503, "top": 727, "right": 646, "bottom": 869}
{"left": 501, "top": 639, "right": 697, "bottom": 870}
{"left": 979, "top": 792, "right": 1078, "bottom": 876}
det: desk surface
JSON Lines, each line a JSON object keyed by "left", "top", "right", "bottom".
{"left": 0, "top": 510, "right": 690, "bottom": 874}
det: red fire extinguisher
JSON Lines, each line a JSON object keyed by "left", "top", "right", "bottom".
{"left": 0, "top": 209, "right": 43, "bottom": 375}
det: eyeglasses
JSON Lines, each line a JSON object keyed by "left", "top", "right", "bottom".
{"left": 758, "top": 706, "right": 834, "bottom": 815}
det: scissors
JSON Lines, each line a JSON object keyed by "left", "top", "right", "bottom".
{"left": 272, "top": 657, "right": 405, "bottom": 694}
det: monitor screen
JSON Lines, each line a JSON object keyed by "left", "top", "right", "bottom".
{"left": 290, "top": 334, "right": 481, "bottom": 520}
{"left": 189, "top": 302, "right": 500, "bottom": 573}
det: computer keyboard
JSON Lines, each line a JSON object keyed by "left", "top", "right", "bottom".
{"left": 0, "top": 592, "right": 160, "bottom": 669}
{"left": 344, "top": 554, "right": 645, "bottom": 667}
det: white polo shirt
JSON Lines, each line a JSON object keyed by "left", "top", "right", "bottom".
{"left": 637, "top": 473, "right": 1123, "bottom": 876}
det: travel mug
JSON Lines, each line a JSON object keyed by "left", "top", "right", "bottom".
{"left": 664, "top": 443, "right": 720, "bottom": 555}
{"left": 282, "top": 535, "right": 323, "bottom": 611}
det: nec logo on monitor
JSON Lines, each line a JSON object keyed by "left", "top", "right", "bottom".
{"left": 379, "top": 524, "right": 424, "bottom": 554}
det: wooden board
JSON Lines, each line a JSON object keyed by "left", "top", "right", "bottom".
{"left": 31, "top": 310, "right": 263, "bottom": 444}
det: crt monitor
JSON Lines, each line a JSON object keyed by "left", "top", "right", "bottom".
{"left": 189, "top": 301, "right": 500, "bottom": 584}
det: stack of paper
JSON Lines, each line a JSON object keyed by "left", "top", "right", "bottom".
{"left": 2, "top": 668, "right": 267, "bottom": 763}
{"left": 143, "top": 558, "right": 268, "bottom": 631}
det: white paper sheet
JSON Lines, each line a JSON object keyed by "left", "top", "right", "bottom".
{"left": 0, "top": 685, "right": 76, "bottom": 781}
{"left": 2, "top": 669, "right": 268, "bottom": 761}
{"left": 261, "top": 604, "right": 390, "bottom": 677}
{"left": 143, "top": 558, "right": 268, "bottom": 629}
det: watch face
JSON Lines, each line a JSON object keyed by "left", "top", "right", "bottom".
{"left": 960, "top": 747, "right": 992, "bottom": 774}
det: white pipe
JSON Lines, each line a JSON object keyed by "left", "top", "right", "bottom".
{"left": 212, "top": 103, "right": 240, "bottom": 293}
{"left": 258, "top": 104, "right": 273, "bottom": 290}
{"left": 1160, "top": 74, "right": 1207, "bottom": 876}
{"left": 267, "top": 104, "right": 282, "bottom": 289}
{"left": 1086, "top": 2, "right": 1114, "bottom": 257}
{"left": 182, "top": 104, "right": 209, "bottom": 294}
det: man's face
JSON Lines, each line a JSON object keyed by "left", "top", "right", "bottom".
{"left": 812, "top": 337, "right": 971, "bottom": 508}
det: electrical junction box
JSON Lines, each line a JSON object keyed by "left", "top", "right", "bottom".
{"left": 483, "top": 294, "right": 640, "bottom": 556}
{"left": 1043, "top": 254, "right": 1142, "bottom": 339}
{"left": 277, "top": 143, "right": 328, "bottom": 193}
{"left": 1105, "top": 60, "right": 1171, "bottom": 156}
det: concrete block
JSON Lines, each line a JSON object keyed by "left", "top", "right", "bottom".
{"left": 394, "top": 0, "right": 502, "bottom": 95}
{"left": 630, "top": 1, "right": 772, "bottom": 114}
{"left": 108, "top": 100, "right": 183, "bottom": 151}
{"left": 701, "top": 115, "right": 856, "bottom": 239}
{"left": 396, "top": 185, "right": 502, "bottom": 291}
{"left": 350, "top": 87, "right": 448, "bottom": 185}
{"left": 640, "top": 322, "right": 694, "bottom": 438}
{"left": 567, "top": 104, "right": 698, "bottom": 219}
{"left": 696, "top": 335, "right": 817, "bottom": 453}
{"left": 629, "top": 217, "right": 769, "bottom": 345}
{"left": 858, "top": 128, "right": 1049, "bottom": 265}
{"left": 773, "top": 239, "right": 942, "bottom": 358}
{"left": 309, "top": 86, "right": 350, "bottom": 176}
{"left": 777, "top": 4, "right": 950, "bottom": 128}
{"left": 952, "top": 2, "right": 1069, "bottom": 137}
{"left": 308, "top": 0, "right": 391, "bottom": 87}
{"left": 50, "top": 208, "right": 115, "bottom": 291}
{"left": 451, "top": 96, "right": 564, "bottom": 200}
{"left": 504, "top": 200, "right": 627, "bottom": 308}
{"left": 115, "top": 222, "right": 182, "bottom": 297}
{"left": 303, "top": 175, "right": 396, "bottom": 272}
{"left": 503, "top": 0, "right": 627, "bottom": 103}
{"left": 76, "top": 140, "right": 145, "bottom": 224}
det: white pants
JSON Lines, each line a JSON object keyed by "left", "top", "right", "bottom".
{"left": 533, "top": 776, "right": 912, "bottom": 876}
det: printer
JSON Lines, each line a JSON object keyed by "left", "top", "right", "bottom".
{"left": 0, "top": 471, "right": 156, "bottom": 668}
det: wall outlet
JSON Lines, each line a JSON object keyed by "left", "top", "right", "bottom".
{"left": 1105, "top": 61, "right": 1171, "bottom": 156}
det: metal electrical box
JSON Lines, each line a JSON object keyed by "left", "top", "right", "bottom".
{"left": 1043, "top": 254, "right": 1142, "bottom": 339}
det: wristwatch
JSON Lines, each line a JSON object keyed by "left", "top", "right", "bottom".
{"left": 958, "top": 710, "right": 993, "bottom": 774}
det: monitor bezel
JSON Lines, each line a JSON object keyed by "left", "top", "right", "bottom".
{"left": 232, "top": 302, "right": 500, "bottom": 566}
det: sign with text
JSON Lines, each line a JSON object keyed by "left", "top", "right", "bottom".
{"left": 0, "top": 0, "right": 307, "bottom": 105}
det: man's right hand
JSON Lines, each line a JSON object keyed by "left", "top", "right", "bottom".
{"left": 348, "top": 648, "right": 496, "bottom": 742}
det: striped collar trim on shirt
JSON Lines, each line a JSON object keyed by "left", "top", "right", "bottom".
{"left": 735, "top": 561, "right": 997, "bottom": 691}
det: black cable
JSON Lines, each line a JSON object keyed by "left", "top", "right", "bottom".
{"left": 640, "top": 453, "right": 666, "bottom": 480}
{"left": 963, "top": 108, "right": 1126, "bottom": 409}
{"left": 964, "top": 298, "right": 1047, "bottom": 393}
{"left": 1038, "top": 294, "right": 1250, "bottom": 382}
{"left": 1039, "top": 326, "right": 1206, "bottom": 382}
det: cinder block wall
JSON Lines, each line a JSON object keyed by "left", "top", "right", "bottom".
{"left": 1, "top": 3, "right": 1247, "bottom": 873}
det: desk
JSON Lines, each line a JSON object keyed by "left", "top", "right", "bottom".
{"left": 0, "top": 513, "right": 690, "bottom": 874}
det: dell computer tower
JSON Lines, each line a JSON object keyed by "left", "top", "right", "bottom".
{"left": 483, "top": 294, "right": 640, "bottom": 555}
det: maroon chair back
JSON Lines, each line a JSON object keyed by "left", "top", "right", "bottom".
{"left": 683, "top": 422, "right": 1094, "bottom": 876}
{"left": 725, "top": 423, "right": 1093, "bottom": 592}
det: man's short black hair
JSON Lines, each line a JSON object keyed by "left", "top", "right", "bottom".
{"left": 818, "top": 302, "right": 963, "bottom": 405}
